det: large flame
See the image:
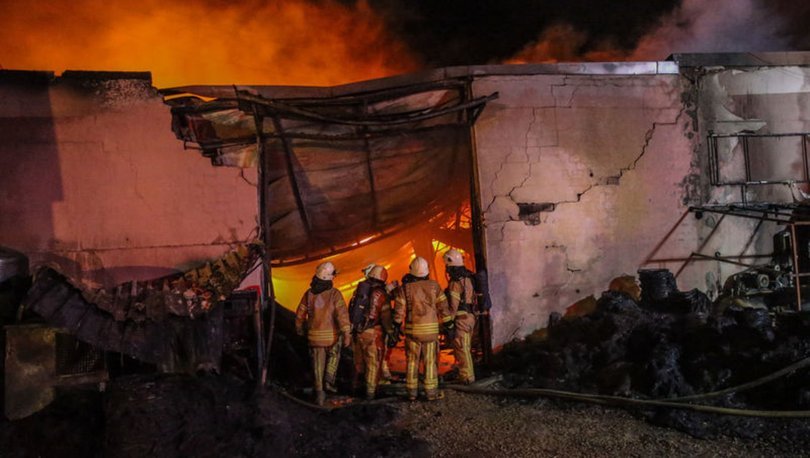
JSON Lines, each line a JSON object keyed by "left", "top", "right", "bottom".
{"left": 0, "top": 0, "right": 419, "bottom": 88}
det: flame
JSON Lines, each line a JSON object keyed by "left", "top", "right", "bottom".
{"left": 505, "top": 23, "right": 627, "bottom": 65}
{"left": 0, "top": 0, "right": 419, "bottom": 88}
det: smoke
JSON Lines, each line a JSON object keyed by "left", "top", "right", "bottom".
{"left": 508, "top": 0, "right": 792, "bottom": 63}
{"left": 0, "top": 0, "right": 419, "bottom": 88}
{"left": 0, "top": 0, "right": 802, "bottom": 87}
{"left": 630, "top": 0, "right": 789, "bottom": 60}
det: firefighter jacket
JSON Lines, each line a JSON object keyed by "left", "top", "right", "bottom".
{"left": 394, "top": 279, "right": 451, "bottom": 342}
{"left": 295, "top": 288, "right": 351, "bottom": 347}
{"left": 447, "top": 276, "right": 476, "bottom": 317}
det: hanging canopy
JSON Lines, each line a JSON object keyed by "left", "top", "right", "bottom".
{"left": 166, "top": 79, "right": 496, "bottom": 265}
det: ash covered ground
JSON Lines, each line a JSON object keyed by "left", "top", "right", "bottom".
{"left": 2, "top": 374, "right": 809, "bottom": 457}
{"left": 4, "top": 272, "right": 810, "bottom": 456}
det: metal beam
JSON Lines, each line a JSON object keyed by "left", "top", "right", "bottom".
{"left": 271, "top": 115, "right": 313, "bottom": 238}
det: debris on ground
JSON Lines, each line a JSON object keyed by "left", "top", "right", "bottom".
{"left": 490, "top": 271, "right": 810, "bottom": 439}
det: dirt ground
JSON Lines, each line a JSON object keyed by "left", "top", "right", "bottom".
{"left": 3, "top": 376, "right": 809, "bottom": 457}
{"left": 399, "top": 390, "right": 807, "bottom": 457}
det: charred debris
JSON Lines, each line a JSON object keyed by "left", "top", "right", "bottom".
{"left": 4, "top": 203, "right": 810, "bottom": 455}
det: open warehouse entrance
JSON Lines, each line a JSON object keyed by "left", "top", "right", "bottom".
{"left": 165, "top": 78, "right": 497, "bottom": 378}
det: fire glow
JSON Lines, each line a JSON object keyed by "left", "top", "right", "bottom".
{"left": 0, "top": 0, "right": 418, "bottom": 88}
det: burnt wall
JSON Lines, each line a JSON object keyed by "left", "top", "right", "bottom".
{"left": 0, "top": 71, "right": 257, "bottom": 287}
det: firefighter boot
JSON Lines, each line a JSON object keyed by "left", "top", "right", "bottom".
{"left": 315, "top": 390, "right": 326, "bottom": 407}
{"left": 426, "top": 389, "right": 445, "bottom": 401}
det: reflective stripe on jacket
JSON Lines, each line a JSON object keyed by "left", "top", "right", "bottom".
{"left": 447, "top": 276, "right": 476, "bottom": 318}
{"left": 295, "top": 288, "right": 350, "bottom": 347}
{"left": 394, "top": 279, "right": 450, "bottom": 342}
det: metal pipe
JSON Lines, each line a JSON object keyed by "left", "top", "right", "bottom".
{"left": 642, "top": 210, "right": 691, "bottom": 266}
{"left": 239, "top": 92, "right": 499, "bottom": 127}
{"left": 645, "top": 254, "right": 772, "bottom": 264}
{"left": 251, "top": 109, "right": 268, "bottom": 384}
{"left": 463, "top": 78, "right": 493, "bottom": 363}
{"left": 675, "top": 214, "right": 726, "bottom": 278}
{"left": 790, "top": 223, "right": 802, "bottom": 312}
{"left": 271, "top": 115, "right": 313, "bottom": 238}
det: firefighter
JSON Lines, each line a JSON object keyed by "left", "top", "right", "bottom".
{"left": 295, "top": 261, "right": 351, "bottom": 406}
{"left": 443, "top": 249, "right": 477, "bottom": 384}
{"left": 349, "top": 265, "right": 392, "bottom": 399}
{"left": 392, "top": 256, "right": 452, "bottom": 401}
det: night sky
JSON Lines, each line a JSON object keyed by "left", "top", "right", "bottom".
{"left": 368, "top": 0, "right": 810, "bottom": 64}
{"left": 0, "top": 0, "right": 808, "bottom": 87}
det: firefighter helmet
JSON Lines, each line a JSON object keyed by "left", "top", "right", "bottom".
{"left": 361, "top": 263, "right": 376, "bottom": 278}
{"left": 443, "top": 248, "right": 465, "bottom": 267}
{"left": 315, "top": 262, "right": 337, "bottom": 281}
{"left": 409, "top": 257, "right": 430, "bottom": 278}
{"left": 368, "top": 265, "right": 388, "bottom": 282}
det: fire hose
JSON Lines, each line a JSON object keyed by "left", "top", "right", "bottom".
{"left": 447, "top": 354, "right": 810, "bottom": 418}
{"left": 279, "top": 355, "right": 810, "bottom": 417}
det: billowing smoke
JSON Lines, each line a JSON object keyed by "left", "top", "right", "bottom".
{"left": 508, "top": 0, "right": 794, "bottom": 63}
{"left": 0, "top": 0, "right": 803, "bottom": 87}
{"left": 630, "top": 0, "right": 789, "bottom": 60}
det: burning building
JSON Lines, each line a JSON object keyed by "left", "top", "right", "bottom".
{"left": 5, "top": 52, "right": 810, "bottom": 344}
{"left": 4, "top": 52, "right": 810, "bottom": 452}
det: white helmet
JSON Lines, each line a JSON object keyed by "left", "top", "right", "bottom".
{"left": 315, "top": 262, "right": 337, "bottom": 281}
{"left": 443, "top": 249, "right": 464, "bottom": 267}
{"left": 361, "top": 263, "right": 376, "bottom": 278}
{"left": 368, "top": 265, "right": 388, "bottom": 282}
{"left": 409, "top": 256, "right": 430, "bottom": 278}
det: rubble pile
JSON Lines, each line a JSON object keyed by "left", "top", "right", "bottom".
{"left": 492, "top": 271, "right": 810, "bottom": 438}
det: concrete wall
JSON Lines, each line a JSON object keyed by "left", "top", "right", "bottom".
{"left": 4, "top": 60, "right": 809, "bottom": 347}
{"left": 473, "top": 62, "right": 810, "bottom": 345}
{"left": 472, "top": 73, "right": 702, "bottom": 344}
{"left": 0, "top": 73, "right": 258, "bottom": 287}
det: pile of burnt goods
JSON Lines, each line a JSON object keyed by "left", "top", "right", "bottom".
{"left": 103, "top": 373, "right": 427, "bottom": 458}
{"left": 492, "top": 269, "right": 810, "bottom": 439}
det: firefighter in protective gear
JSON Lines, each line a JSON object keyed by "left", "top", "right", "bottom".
{"left": 295, "top": 261, "right": 351, "bottom": 406}
{"left": 349, "top": 264, "right": 392, "bottom": 399}
{"left": 443, "top": 249, "right": 477, "bottom": 384}
{"left": 393, "top": 256, "right": 452, "bottom": 401}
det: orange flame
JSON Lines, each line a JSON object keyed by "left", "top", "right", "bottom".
{"left": 505, "top": 24, "right": 627, "bottom": 65}
{"left": 0, "top": 0, "right": 419, "bottom": 88}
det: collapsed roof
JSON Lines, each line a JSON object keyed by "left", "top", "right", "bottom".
{"left": 165, "top": 79, "right": 496, "bottom": 265}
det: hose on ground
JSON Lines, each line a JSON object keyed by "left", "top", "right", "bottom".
{"left": 448, "top": 384, "right": 810, "bottom": 418}
{"left": 271, "top": 356, "right": 810, "bottom": 418}
{"left": 664, "top": 355, "right": 810, "bottom": 402}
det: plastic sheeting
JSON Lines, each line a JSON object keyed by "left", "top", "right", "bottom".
{"left": 167, "top": 79, "right": 494, "bottom": 265}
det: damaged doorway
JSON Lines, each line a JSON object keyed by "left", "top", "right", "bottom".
{"left": 166, "top": 78, "right": 496, "bottom": 378}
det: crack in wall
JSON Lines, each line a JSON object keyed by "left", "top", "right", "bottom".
{"left": 483, "top": 81, "right": 687, "bottom": 228}
{"left": 483, "top": 107, "right": 538, "bottom": 215}
{"left": 553, "top": 107, "right": 686, "bottom": 209}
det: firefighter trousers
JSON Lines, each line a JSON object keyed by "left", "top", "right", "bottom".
{"left": 453, "top": 312, "right": 476, "bottom": 383}
{"left": 405, "top": 338, "right": 438, "bottom": 399}
{"left": 353, "top": 327, "right": 384, "bottom": 397}
{"left": 310, "top": 341, "right": 341, "bottom": 392}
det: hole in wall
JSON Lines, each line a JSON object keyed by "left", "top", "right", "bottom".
{"left": 517, "top": 202, "right": 555, "bottom": 225}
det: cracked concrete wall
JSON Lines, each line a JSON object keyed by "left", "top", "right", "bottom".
{"left": 0, "top": 76, "right": 258, "bottom": 287}
{"left": 472, "top": 74, "right": 699, "bottom": 345}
